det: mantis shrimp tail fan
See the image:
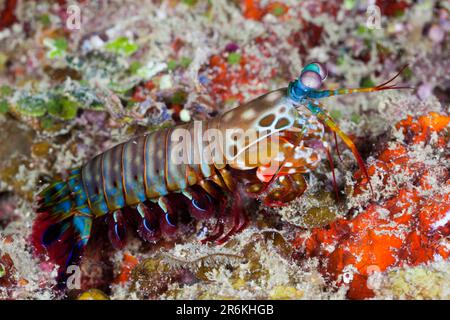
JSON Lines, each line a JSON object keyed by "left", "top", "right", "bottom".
{"left": 31, "top": 168, "right": 93, "bottom": 275}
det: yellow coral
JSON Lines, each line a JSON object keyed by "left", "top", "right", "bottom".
{"left": 232, "top": 278, "right": 247, "bottom": 290}
{"left": 374, "top": 261, "right": 450, "bottom": 299}
{"left": 77, "top": 289, "right": 109, "bottom": 300}
{"left": 269, "top": 286, "right": 304, "bottom": 300}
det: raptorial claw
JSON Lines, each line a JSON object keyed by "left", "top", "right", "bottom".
{"left": 263, "top": 173, "right": 307, "bottom": 207}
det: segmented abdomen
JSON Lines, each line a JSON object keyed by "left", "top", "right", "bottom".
{"left": 81, "top": 121, "right": 218, "bottom": 217}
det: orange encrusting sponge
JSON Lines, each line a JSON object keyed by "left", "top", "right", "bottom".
{"left": 292, "top": 112, "right": 450, "bottom": 299}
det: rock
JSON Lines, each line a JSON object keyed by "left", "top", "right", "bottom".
{"left": 293, "top": 113, "right": 450, "bottom": 300}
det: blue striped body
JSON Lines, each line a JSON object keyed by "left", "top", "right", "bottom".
{"left": 80, "top": 125, "right": 218, "bottom": 217}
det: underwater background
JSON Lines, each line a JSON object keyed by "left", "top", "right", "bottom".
{"left": 0, "top": 0, "right": 449, "bottom": 300}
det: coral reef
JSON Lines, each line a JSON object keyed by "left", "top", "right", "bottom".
{"left": 0, "top": 0, "right": 449, "bottom": 300}
{"left": 373, "top": 260, "right": 450, "bottom": 299}
{"left": 111, "top": 229, "right": 334, "bottom": 300}
{"left": 293, "top": 112, "right": 450, "bottom": 299}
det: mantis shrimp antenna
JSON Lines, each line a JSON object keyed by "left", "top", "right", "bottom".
{"left": 294, "top": 64, "right": 414, "bottom": 198}
{"left": 309, "top": 64, "right": 413, "bottom": 99}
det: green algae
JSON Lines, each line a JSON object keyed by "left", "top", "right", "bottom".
{"left": 44, "top": 37, "right": 68, "bottom": 59}
{"left": 105, "top": 37, "right": 139, "bottom": 56}
{"left": 47, "top": 94, "right": 79, "bottom": 120}
{"left": 17, "top": 96, "right": 47, "bottom": 117}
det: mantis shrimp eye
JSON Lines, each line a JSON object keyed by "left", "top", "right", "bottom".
{"left": 300, "top": 70, "right": 322, "bottom": 89}
{"left": 302, "top": 62, "right": 328, "bottom": 80}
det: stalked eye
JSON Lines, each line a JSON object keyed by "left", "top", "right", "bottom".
{"left": 302, "top": 62, "right": 327, "bottom": 80}
{"left": 300, "top": 71, "right": 322, "bottom": 89}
